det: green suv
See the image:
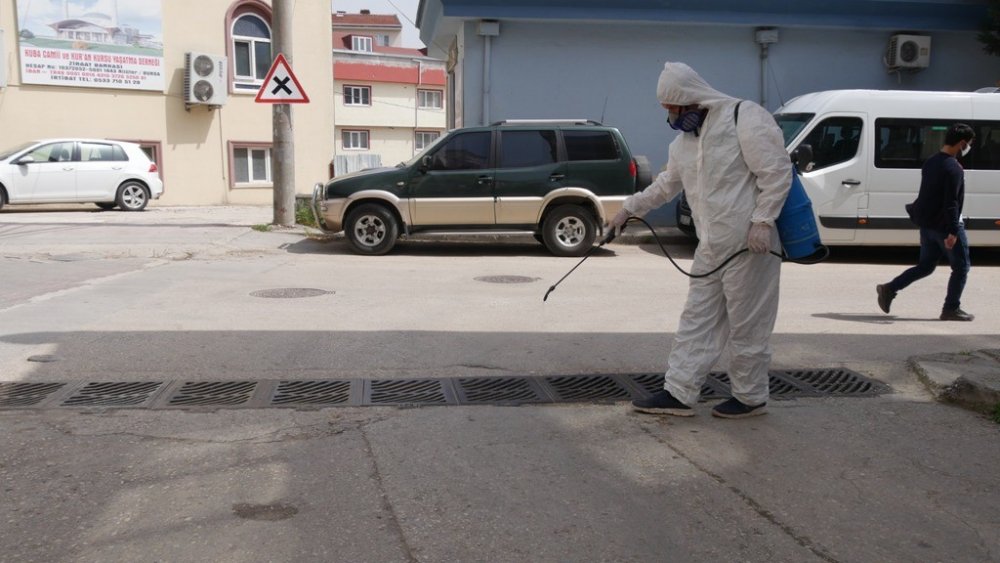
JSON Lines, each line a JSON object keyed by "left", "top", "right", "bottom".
{"left": 311, "top": 120, "right": 650, "bottom": 256}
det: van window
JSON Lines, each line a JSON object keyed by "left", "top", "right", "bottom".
{"left": 563, "top": 130, "right": 618, "bottom": 161}
{"left": 796, "top": 117, "right": 862, "bottom": 170}
{"left": 876, "top": 119, "right": 1000, "bottom": 170}
{"left": 968, "top": 122, "right": 1000, "bottom": 171}
{"left": 499, "top": 130, "right": 557, "bottom": 168}
{"left": 774, "top": 113, "right": 814, "bottom": 146}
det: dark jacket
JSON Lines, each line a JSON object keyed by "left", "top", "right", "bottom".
{"left": 906, "top": 151, "right": 965, "bottom": 235}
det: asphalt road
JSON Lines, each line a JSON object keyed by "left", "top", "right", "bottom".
{"left": 0, "top": 206, "right": 998, "bottom": 562}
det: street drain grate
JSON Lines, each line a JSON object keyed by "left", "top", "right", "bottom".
{"left": 0, "top": 382, "right": 66, "bottom": 407}
{"left": 474, "top": 275, "right": 540, "bottom": 284}
{"left": 250, "top": 288, "right": 332, "bottom": 299}
{"left": 63, "top": 382, "right": 163, "bottom": 406}
{"left": 0, "top": 369, "right": 888, "bottom": 410}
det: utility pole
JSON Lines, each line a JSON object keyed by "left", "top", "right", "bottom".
{"left": 271, "top": 0, "right": 295, "bottom": 226}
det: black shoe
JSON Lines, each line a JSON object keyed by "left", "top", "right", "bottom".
{"left": 876, "top": 284, "right": 896, "bottom": 314}
{"left": 632, "top": 390, "right": 694, "bottom": 417}
{"left": 940, "top": 308, "right": 974, "bottom": 321}
{"left": 711, "top": 398, "right": 767, "bottom": 419}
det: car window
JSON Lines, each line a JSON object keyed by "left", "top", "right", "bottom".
{"left": 80, "top": 142, "right": 128, "bottom": 162}
{"left": 796, "top": 117, "right": 862, "bottom": 170}
{"left": 429, "top": 131, "right": 491, "bottom": 171}
{"left": 563, "top": 130, "right": 618, "bottom": 161}
{"left": 24, "top": 142, "right": 75, "bottom": 163}
{"left": 499, "top": 130, "right": 557, "bottom": 168}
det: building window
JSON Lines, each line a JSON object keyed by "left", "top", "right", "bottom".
{"left": 342, "top": 130, "right": 370, "bottom": 150}
{"left": 230, "top": 143, "right": 272, "bottom": 187}
{"left": 415, "top": 131, "right": 440, "bottom": 151}
{"left": 344, "top": 85, "right": 371, "bottom": 106}
{"left": 352, "top": 36, "right": 373, "bottom": 52}
{"left": 229, "top": 8, "right": 272, "bottom": 93}
{"left": 418, "top": 89, "right": 443, "bottom": 109}
{"left": 374, "top": 34, "right": 390, "bottom": 46}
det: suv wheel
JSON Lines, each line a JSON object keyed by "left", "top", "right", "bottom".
{"left": 542, "top": 204, "right": 596, "bottom": 257}
{"left": 344, "top": 203, "right": 399, "bottom": 255}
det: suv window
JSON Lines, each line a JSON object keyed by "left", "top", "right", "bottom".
{"left": 499, "top": 130, "right": 557, "bottom": 168}
{"left": 797, "top": 117, "right": 862, "bottom": 170}
{"left": 564, "top": 130, "right": 618, "bottom": 161}
{"left": 430, "top": 131, "right": 491, "bottom": 171}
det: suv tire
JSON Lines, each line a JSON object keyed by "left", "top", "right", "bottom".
{"left": 542, "top": 204, "right": 596, "bottom": 257}
{"left": 345, "top": 203, "right": 399, "bottom": 255}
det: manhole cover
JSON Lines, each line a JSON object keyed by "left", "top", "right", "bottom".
{"left": 250, "top": 288, "right": 332, "bottom": 299}
{"left": 474, "top": 275, "right": 540, "bottom": 284}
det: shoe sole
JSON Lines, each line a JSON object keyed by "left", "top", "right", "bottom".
{"left": 711, "top": 407, "right": 768, "bottom": 419}
{"left": 633, "top": 405, "right": 695, "bottom": 417}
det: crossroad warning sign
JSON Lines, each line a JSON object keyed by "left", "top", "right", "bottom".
{"left": 255, "top": 53, "right": 310, "bottom": 104}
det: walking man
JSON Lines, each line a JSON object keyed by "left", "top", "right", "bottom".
{"left": 877, "top": 123, "right": 975, "bottom": 321}
{"left": 607, "top": 62, "right": 792, "bottom": 418}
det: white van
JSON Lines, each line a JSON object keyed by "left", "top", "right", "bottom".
{"left": 774, "top": 89, "right": 1000, "bottom": 247}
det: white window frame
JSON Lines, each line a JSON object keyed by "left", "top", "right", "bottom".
{"left": 418, "top": 89, "right": 443, "bottom": 110}
{"left": 374, "top": 34, "right": 391, "bottom": 46}
{"left": 232, "top": 13, "right": 272, "bottom": 92}
{"left": 344, "top": 85, "right": 371, "bottom": 106}
{"left": 415, "top": 131, "right": 441, "bottom": 152}
{"left": 352, "top": 35, "right": 373, "bottom": 52}
{"left": 342, "top": 130, "right": 370, "bottom": 151}
{"left": 232, "top": 144, "right": 273, "bottom": 187}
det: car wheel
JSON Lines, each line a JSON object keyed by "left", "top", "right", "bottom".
{"left": 634, "top": 155, "right": 653, "bottom": 190}
{"left": 95, "top": 202, "right": 116, "bottom": 210}
{"left": 344, "top": 203, "right": 399, "bottom": 255}
{"left": 116, "top": 181, "right": 149, "bottom": 211}
{"left": 542, "top": 204, "right": 596, "bottom": 257}
{"left": 675, "top": 191, "right": 697, "bottom": 239}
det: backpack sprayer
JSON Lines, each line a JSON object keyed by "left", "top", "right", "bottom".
{"left": 543, "top": 150, "right": 828, "bottom": 302}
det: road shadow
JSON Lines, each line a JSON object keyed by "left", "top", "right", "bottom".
{"left": 811, "top": 313, "right": 938, "bottom": 324}
{"left": 283, "top": 236, "right": 621, "bottom": 258}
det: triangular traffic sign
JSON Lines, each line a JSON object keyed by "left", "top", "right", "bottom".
{"left": 255, "top": 53, "right": 310, "bottom": 104}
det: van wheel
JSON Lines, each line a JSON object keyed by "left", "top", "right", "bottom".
{"left": 344, "top": 203, "right": 399, "bottom": 255}
{"left": 542, "top": 204, "right": 596, "bottom": 257}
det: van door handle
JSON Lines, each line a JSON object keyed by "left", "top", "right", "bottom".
{"left": 549, "top": 173, "right": 565, "bottom": 181}
{"left": 477, "top": 175, "right": 493, "bottom": 185}
{"left": 842, "top": 179, "right": 862, "bottom": 186}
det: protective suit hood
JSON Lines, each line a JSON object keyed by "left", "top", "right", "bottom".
{"left": 656, "top": 62, "right": 734, "bottom": 109}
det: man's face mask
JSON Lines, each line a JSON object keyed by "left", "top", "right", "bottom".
{"left": 961, "top": 140, "right": 973, "bottom": 157}
{"left": 667, "top": 105, "right": 704, "bottom": 133}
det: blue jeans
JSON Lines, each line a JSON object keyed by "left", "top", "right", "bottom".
{"left": 888, "top": 226, "right": 970, "bottom": 311}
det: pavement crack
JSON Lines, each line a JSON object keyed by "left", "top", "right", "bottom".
{"left": 359, "top": 422, "right": 419, "bottom": 563}
{"left": 633, "top": 418, "right": 841, "bottom": 563}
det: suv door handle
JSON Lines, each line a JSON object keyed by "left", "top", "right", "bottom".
{"left": 549, "top": 174, "right": 565, "bottom": 181}
{"left": 842, "top": 179, "right": 862, "bottom": 186}
{"left": 477, "top": 175, "right": 493, "bottom": 185}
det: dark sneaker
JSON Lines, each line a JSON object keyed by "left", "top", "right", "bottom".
{"left": 711, "top": 398, "right": 767, "bottom": 419}
{"left": 940, "top": 308, "right": 974, "bottom": 321}
{"left": 876, "top": 284, "right": 896, "bottom": 314}
{"left": 632, "top": 390, "right": 694, "bottom": 417}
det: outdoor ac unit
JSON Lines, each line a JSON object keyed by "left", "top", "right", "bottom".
{"left": 887, "top": 34, "right": 931, "bottom": 69}
{"left": 184, "top": 52, "right": 227, "bottom": 107}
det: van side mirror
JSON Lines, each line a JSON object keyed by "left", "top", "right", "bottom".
{"left": 790, "top": 144, "right": 814, "bottom": 171}
{"left": 419, "top": 155, "right": 432, "bottom": 173}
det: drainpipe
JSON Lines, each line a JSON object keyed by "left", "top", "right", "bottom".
{"left": 754, "top": 28, "right": 778, "bottom": 110}
{"left": 478, "top": 20, "right": 500, "bottom": 125}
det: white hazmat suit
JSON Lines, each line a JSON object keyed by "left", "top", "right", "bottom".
{"left": 622, "top": 62, "right": 792, "bottom": 407}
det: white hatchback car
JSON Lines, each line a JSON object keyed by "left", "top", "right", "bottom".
{"left": 0, "top": 139, "right": 164, "bottom": 211}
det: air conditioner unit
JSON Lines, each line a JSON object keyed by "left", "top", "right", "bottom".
{"left": 887, "top": 34, "right": 931, "bottom": 69}
{"left": 184, "top": 52, "right": 227, "bottom": 107}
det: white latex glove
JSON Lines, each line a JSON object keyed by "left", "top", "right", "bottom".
{"left": 607, "top": 208, "right": 632, "bottom": 234}
{"left": 747, "top": 222, "right": 772, "bottom": 254}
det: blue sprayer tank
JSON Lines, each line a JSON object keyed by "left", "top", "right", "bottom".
{"left": 775, "top": 165, "right": 825, "bottom": 260}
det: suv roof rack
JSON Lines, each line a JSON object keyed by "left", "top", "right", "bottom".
{"left": 491, "top": 119, "right": 603, "bottom": 126}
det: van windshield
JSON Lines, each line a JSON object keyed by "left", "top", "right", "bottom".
{"left": 774, "top": 113, "right": 814, "bottom": 148}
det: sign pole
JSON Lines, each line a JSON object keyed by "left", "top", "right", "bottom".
{"left": 271, "top": 0, "right": 295, "bottom": 226}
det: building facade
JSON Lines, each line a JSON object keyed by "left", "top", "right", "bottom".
{"left": 332, "top": 11, "right": 446, "bottom": 176}
{"left": 0, "top": 0, "right": 336, "bottom": 206}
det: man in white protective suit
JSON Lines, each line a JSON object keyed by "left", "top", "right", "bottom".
{"left": 607, "top": 62, "right": 792, "bottom": 419}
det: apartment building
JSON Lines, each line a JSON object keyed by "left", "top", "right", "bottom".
{"left": 332, "top": 10, "right": 446, "bottom": 176}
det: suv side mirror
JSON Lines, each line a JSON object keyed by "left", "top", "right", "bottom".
{"left": 419, "top": 155, "right": 432, "bottom": 173}
{"left": 790, "top": 144, "right": 814, "bottom": 171}
{"left": 14, "top": 155, "right": 35, "bottom": 165}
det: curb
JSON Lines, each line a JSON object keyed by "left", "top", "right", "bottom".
{"left": 909, "top": 349, "right": 1000, "bottom": 415}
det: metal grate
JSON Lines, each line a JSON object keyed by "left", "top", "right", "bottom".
{"left": 250, "top": 288, "right": 332, "bottom": 299}
{"left": 779, "top": 369, "right": 889, "bottom": 396}
{"left": 455, "top": 377, "right": 547, "bottom": 404}
{"left": 368, "top": 379, "right": 448, "bottom": 405}
{"left": 272, "top": 380, "right": 352, "bottom": 406}
{"left": 167, "top": 381, "right": 257, "bottom": 406}
{"left": 63, "top": 382, "right": 163, "bottom": 406}
{"left": 545, "top": 375, "right": 630, "bottom": 402}
{"left": 474, "top": 275, "right": 539, "bottom": 284}
{"left": 0, "top": 382, "right": 65, "bottom": 407}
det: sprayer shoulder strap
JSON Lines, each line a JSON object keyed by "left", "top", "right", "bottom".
{"left": 732, "top": 100, "right": 751, "bottom": 164}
